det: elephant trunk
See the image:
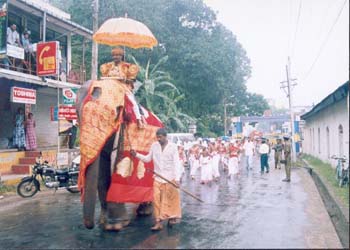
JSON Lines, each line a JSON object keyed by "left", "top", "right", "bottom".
{"left": 83, "top": 158, "right": 100, "bottom": 229}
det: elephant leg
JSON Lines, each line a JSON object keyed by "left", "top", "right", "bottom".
{"left": 104, "top": 203, "right": 131, "bottom": 231}
{"left": 136, "top": 202, "right": 153, "bottom": 216}
{"left": 97, "top": 149, "right": 111, "bottom": 226}
{"left": 83, "top": 157, "right": 100, "bottom": 229}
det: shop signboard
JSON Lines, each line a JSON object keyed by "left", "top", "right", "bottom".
{"left": 58, "top": 105, "right": 77, "bottom": 120}
{"left": 36, "top": 41, "right": 59, "bottom": 76}
{"left": 11, "top": 87, "right": 36, "bottom": 104}
{"left": 0, "top": 0, "right": 7, "bottom": 57}
{"left": 63, "top": 88, "right": 78, "bottom": 104}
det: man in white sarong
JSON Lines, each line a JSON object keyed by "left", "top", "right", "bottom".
{"left": 131, "top": 128, "right": 182, "bottom": 231}
{"left": 227, "top": 141, "right": 240, "bottom": 177}
{"left": 210, "top": 146, "right": 220, "bottom": 181}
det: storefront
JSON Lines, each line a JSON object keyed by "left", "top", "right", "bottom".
{"left": 1, "top": 78, "right": 54, "bottom": 148}
{"left": 0, "top": 0, "right": 91, "bottom": 174}
{"left": 0, "top": 76, "right": 81, "bottom": 174}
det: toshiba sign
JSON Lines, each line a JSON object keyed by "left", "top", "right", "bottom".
{"left": 11, "top": 87, "right": 37, "bottom": 104}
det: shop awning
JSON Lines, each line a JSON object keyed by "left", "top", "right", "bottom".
{"left": 9, "top": 0, "right": 93, "bottom": 39}
{"left": 45, "top": 78, "right": 82, "bottom": 89}
{"left": 0, "top": 68, "right": 81, "bottom": 89}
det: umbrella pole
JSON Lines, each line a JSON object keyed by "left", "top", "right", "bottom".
{"left": 123, "top": 13, "right": 127, "bottom": 61}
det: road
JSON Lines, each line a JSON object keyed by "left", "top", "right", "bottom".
{"left": 0, "top": 156, "right": 342, "bottom": 249}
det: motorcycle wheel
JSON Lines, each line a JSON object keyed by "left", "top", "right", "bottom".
{"left": 67, "top": 176, "right": 79, "bottom": 193}
{"left": 17, "top": 179, "right": 39, "bottom": 198}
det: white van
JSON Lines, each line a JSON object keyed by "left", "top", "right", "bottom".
{"left": 167, "top": 133, "right": 195, "bottom": 144}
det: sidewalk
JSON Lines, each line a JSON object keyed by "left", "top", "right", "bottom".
{"left": 299, "top": 156, "right": 349, "bottom": 248}
{"left": 0, "top": 174, "right": 26, "bottom": 186}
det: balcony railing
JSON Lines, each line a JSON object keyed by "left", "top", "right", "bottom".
{"left": 0, "top": 53, "right": 86, "bottom": 85}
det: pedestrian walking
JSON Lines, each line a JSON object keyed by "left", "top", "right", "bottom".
{"left": 25, "top": 112, "right": 37, "bottom": 151}
{"left": 243, "top": 137, "right": 255, "bottom": 170}
{"left": 259, "top": 139, "right": 270, "bottom": 173}
{"left": 200, "top": 147, "right": 212, "bottom": 184}
{"left": 210, "top": 146, "right": 220, "bottom": 181}
{"left": 218, "top": 141, "right": 227, "bottom": 171}
{"left": 273, "top": 138, "right": 283, "bottom": 169}
{"left": 131, "top": 128, "right": 182, "bottom": 231}
{"left": 177, "top": 144, "right": 185, "bottom": 182}
{"left": 282, "top": 136, "right": 292, "bottom": 182}
{"left": 190, "top": 144, "right": 200, "bottom": 180}
{"left": 227, "top": 141, "right": 240, "bottom": 178}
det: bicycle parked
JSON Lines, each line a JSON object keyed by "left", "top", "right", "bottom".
{"left": 331, "top": 155, "right": 349, "bottom": 187}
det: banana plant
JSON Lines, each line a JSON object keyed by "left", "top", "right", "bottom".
{"left": 130, "top": 55, "right": 195, "bottom": 132}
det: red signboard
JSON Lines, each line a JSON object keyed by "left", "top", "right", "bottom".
{"left": 58, "top": 105, "right": 77, "bottom": 120}
{"left": 36, "top": 41, "right": 59, "bottom": 76}
{"left": 11, "top": 87, "right": 36, "bottom": 104}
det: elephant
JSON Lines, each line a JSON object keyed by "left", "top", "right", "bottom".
{"left": 76, "top": 79, "right": 157, "bottom": 230}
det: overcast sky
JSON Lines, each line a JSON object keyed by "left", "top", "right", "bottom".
{"left": 204, "top": 0, "right": 349, "bottom": 108}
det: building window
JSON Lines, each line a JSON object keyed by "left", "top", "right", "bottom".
{"left": 339, "top": 125, "right": 344, "bottom": 156}
{"left": 326, "top": 127, "right": 330, "bottom": 158}
{"left": 318, "top": 128, "right": 321, "bottom": 154}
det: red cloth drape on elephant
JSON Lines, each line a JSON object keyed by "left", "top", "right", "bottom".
{"left": 78, "top": 79, "right": 163, "bottom": 203}
{"left": 106, "top": 94, "right": 163, "bottom": 203}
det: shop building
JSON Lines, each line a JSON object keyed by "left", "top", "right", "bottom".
{"left": 0, "top": 0, "right": 92, "bottom": 174}
{"left": 301, "top": 82, "right": 349, "bottom": 167}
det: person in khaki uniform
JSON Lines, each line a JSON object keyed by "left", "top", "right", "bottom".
{"left": 282, "top": 136, "right": 292, "bottom": 182}
{"left": 273, "top": 138, "right": 283, "bottom": 169}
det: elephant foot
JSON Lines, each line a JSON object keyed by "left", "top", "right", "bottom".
{"left": 83, "top": 218, "right": 95, "bottom": 229}
{"left": 104, "top": 220, "right": 130, "bottom": 231}
{"left": 98, "top": 210, "right": 108, "bottom": 226}
{"left": 136, "top": 202, "right": 153, "bottom": 216}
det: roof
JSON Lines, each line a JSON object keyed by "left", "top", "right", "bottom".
{"left": 301, "top": 81, "right": 349, "bottom": 120}
{"left": 0, "top": 68, "right": 81, "bottom": 89}
{"left": 9, "top": 0, "right": 93, "bottom": 39}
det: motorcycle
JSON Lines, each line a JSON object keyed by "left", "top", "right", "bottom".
{"left": 17, "top": 156, "right": 80, "bottom": 198}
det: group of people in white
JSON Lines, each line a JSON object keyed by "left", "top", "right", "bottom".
{"left": 175, "top": 137, "right": 258, "bottom": 185}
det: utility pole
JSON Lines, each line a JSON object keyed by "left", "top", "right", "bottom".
{"left": 280, "top": 57, "right": 297, "bottom": 162}
{"left": 223, "top": 95, "right": 234, "bottom": 136}
{"left": 91, "top": 0, "right": 99, "bottom": 80}
{"left": 224, "top": 103, "right": 228, "bottom": 136}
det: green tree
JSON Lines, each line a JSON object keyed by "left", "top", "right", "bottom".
{"left": 49, "top": 0, "right": 269, "bottom": 136}
{"left": 130, "top": 55, "right": 195, "bottom": 132}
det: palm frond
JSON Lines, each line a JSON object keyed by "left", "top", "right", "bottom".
{"left": 156, "top": 81, "right": 179, "bottom": 92}
{"left": 170, "top": 117, "right": 186, "bottom": 130}
{"left": 154, "top": 92, "right": 172, "bottom": 103}
{"left": 150, "top": 55, "right": 168, "bottom": 75}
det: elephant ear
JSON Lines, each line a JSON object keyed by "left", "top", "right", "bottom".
{"left": 137, "top": 161, "right": 146, "bottom": 179}
{"left": 116, "top": 157, "right": 133, "bottom": 178}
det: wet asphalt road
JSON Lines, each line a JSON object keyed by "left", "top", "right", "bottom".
{"left": 0, "top": 155, "right": 342, "bottom": 249}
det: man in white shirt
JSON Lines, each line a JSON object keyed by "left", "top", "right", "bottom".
{"left": 258, "top": 139, "right": 270, "bottom": 174}
{"left": 131, "top": 128, "right": 182, "bottom": 231}
{"left": 7, "top": 24, "right": 21, "bottom": 46}
{"left": 243, "top": 137, "right": 255, "bottom": 170}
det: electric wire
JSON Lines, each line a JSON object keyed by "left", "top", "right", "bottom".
{"left": 290, "top": 0, "right": 302, "bottom": 59}
{"left": 303, "top": 0, "right": 348, "bottom": 80}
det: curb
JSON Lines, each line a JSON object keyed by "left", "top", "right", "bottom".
{"left": 0, "top": 176, "right": 24, "bottom": 187}
{"left": 300, "top": 159, "right": 349, "bottom": 249}
{"left": 2, "top": 178, "right": 22, "bottom": 186}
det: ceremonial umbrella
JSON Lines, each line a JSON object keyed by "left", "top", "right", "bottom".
{"left": 93, "top": 17, "right": 158, "bottom": 49}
